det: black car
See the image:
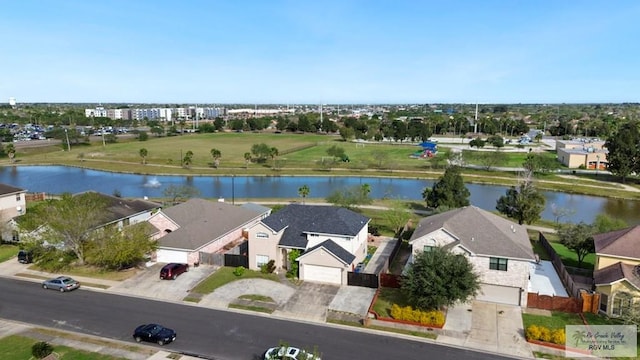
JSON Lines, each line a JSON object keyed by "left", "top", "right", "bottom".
{"left": 17, "top": 250, "right": 32, "bottom": 264}
{"left": 159, "top": 263, "right": 189, "bottom": 280}
{"left": 133, "top": 324, "right": 176, "bottom": 346}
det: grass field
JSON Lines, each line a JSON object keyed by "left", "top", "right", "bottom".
{"left": 0, "top": 244, "right": 18, "bottom": 263}
{"left": 0, "top": 335, "right": 129, "bottom": 360}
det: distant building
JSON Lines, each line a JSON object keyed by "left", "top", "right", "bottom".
{"left": 556, "top": 140, "right": 608, "bottom": 169}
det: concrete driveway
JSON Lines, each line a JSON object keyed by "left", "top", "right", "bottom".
{"left": 440, "top": 301, "right": 533, "bottom": 359}
{"left": 110, "top": 263, "right": 218, "bottom": 301}
{"left": 273, "top": 282, "right": 340, "bottom": 322}
{"left": 199, "top": 278, "right": 297, "bottom": 309}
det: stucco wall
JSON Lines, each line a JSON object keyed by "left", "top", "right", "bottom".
{"left": 248, "top": 223, "right": 282, "bottom": 270}
{"left": 410, "top": 228, "right": 457, "bottom": 250}
{"left": 0, "top": 191, "right": 26, "bottom": 219}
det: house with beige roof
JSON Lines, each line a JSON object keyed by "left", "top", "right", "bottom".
{"left": 407, "top": 206, "right": 536, "bottom": 306}
{"left": 148, "top": 198, "right": 270, "bottom": 266}
{"left": 593, "top": 225, "right": 640, "bottom": 317}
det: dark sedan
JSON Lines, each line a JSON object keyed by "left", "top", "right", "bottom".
{"left": 133, "top": 323, "right": 176, "bottom": 346}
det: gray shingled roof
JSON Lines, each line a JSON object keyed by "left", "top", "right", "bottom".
{"left": 410, "top": 206, "right": 535, "bottom": 260}
{"left": 261, "top": 204, "right": 370, "bottom": 249}
{"left": 593, "top": 225, "right": 640, "bottom": 259}
{"left": 76, "top": 191, "right": 161, "bottom": 225}
{"left": 158, "top": 198, "right": 266, "bottom": 250}
{"left": 299, "top": 239, "right": 356, "bottom": 265}
{"left": 594, "top": 262, "right": 640, "bottom": 290}
{"left": 0, "top": 183, "right": 26, "bottom": 195}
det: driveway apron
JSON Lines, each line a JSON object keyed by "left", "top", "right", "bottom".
{"left": 272, "top": 282, "right": 340, "bottom": 322}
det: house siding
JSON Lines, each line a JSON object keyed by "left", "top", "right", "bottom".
{"left": 298, "top": 248, "right": 349, "bottom": 284}
{"left": 0, "top": 190, "right": 26, "bottom": 220}
{"left": 596, "top": 281, "right": 640, "bottom": 317}
{"left": 305, "top": 225, "right": 369, "bottom": 265}
{"left": 596, "top": 255, "right": 640, "bottom": 271}
{"left": 248, "top": 223, "right": 282, "bottom": 271}
{"left": 148, "top": 213, "right": 179, "bottom": 240}
{"left": 411, "top": 228, "right": 457, "bottom": 250}
{"left": 468, "top": 255, "right": 530, "bottom": 306}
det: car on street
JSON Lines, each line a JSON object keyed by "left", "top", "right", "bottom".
{"left": 133, "top": 323, "right": 176, "bottom": 345}
{"left": 159, "top": 263, "right": 189, "bottom": 280}
{"left": 264, "top": 346, "right": 321, "bottom": 360}
{"left": 42, "top": 276, "right": 80, "bottom": 292}
{"left": 17, "top": 250, "right": 33, "bottom": 264}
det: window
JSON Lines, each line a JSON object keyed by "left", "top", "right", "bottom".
{"left": 489, "top": 257, "right": 508, "bottom": 271}
{"left": 599, "top": 294, "right": 608, "bottom": 313}
{"left": 423, "top": 245, "right": 434, "bottom": 252}
{"left": 256, "top": 255, "right": 269, "bottom": 267}
{"left": 16, "top": 194, "right": 21, "bottom": 201}
{"left": 257, "top": 232, "right": 268, "bottom": 238}
{"left": 612, "top": 292, "right": 632, "bottom": 317}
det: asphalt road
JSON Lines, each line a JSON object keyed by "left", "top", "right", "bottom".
{"left": 0, "top": 278, "right": 515, "bottom": 360}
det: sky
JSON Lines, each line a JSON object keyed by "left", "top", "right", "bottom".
{"left": 1, "top": 1, "right": 639, "bottom": 104}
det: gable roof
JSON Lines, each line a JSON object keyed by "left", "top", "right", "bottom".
{"left": 594, "top": 262, "right": 640, "bottom": 290}
{"left": 410, "top": 206, "right": 535, "bottom": 260}
{"left": 76, "top": 191, "right": 161, "bottom": 225}
{"left": 593, "top": 225, "right": 640, "bottom": 259}
{"left": 157, "top": 198, "right": 265, "bottom": 250}
{"left": 298, "top": 239, "right": 356, "bottom": 265}
{"left": 261, "top": 204, "right": 369, "bottom": 249}
{"left": 0, "top": 183, "right": 26, "bottom": 196}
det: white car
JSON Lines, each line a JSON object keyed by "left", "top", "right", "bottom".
{"left": 264, "top": 346, "right": 321, "bottom": 360}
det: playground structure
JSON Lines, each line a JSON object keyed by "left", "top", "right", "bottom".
{"left": 410, "top": 141, "right": 438, "bottom": 159}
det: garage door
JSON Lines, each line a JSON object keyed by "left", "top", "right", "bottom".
{"left": 476, "top": 284, "right": 521, "bottom": 306}
{"left": 303, "top": 264, "right": 343, "bottom": 285}
{"left": 156, "top": 250, "right": 188, "bottom": 264}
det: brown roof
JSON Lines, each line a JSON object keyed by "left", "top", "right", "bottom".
{"left": 157, "top": 198, "right": 267, "bottom": 251}
{"left": 0, "top": 183, "right": 26, "bottom": 196}
{"left": 593, "top": 225, "right": 640, "bottom": 259}
{"left": 594, "top": 262, "right": 640, "bottom": 290}
{"left": 409, "top": 206, "right": 535, "bottom": 260}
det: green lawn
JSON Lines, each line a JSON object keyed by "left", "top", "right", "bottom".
{"left": 0, "top": 244, "right": 18, "bottom": 263}
{"left": 548, "top": 242, "right": 595, "bottom": 270}
{"left": 189, "top": 266, "right": 280, "bottom": 295}
{"left": 371, "top": 287, "right": 412, "bottom": 318}
{"left": 0, "top": 335, "right": 128, "bottom": 360}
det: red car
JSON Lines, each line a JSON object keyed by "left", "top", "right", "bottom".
{"left": 159, "top": 263, "right": 189, "bottom": 280}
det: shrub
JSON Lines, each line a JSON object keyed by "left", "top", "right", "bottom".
{"left": 32, "top": 341, "right": 53, "bottom": 359}
{"left": 539, "top": 326, "right": 552, "bottom": 343}
{"left": 233, "top": 266, "right": 245, "bottom": 276}
{"left": 389, "top": 304, "right": 445, "bottom": 327}
{"left": 526, "top": 325, "right": 565, "bottom": 345}
{"left": 525, "top": 325, "right": 542, "bottom": 341}
{"left": 551, "top": 328, "right": 566, "bottom": 345}
{"left": 261, "top": 260, "right": 276, "bottom": 274}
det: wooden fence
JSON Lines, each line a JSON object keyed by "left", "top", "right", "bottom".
{"left": 538, "top": 232, "right": 593, "bottom": 298}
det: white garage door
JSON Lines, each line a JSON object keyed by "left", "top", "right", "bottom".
{"left": 303, "top": 264, "right": 342, "bottom": 285}
{"left": 476, "top": 284, "right": 521, "bottom": 306}
{"left": 156, "top": 249, "right": 188, "bottom": 264}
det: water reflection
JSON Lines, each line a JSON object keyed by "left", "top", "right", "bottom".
{"left": 0, "top": 165, "right": 638, "bottom": 225}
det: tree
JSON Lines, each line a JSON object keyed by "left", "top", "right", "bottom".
{"left": 469, "top": 137, "right": 485, "bottom": 149}
{"left": 298, "top": 185, "right": 310, "bottom": 204}
{"left": 534, "top": 132, "right": 543, "bottom": 143}
{"left": 251, "top": 143, "right": 271, "bottom": 162}
{"left": 496, "top": 181, "right": 546, "bottom": 225}
{"left": 269, "top": 146, "right": 279, "bottom": 168}
{"left": 401, "top": 247, "right": 480, "bottom": 310}
{"left": 210, "top": 148, "right": 221, "bottom": 168}
{"left": 475, "top": 150, "right": 507, "bottom": 171}
{"left": 243, "top": 152, "right": 252, "bottom": 168}
{"left": 487, "top": 135, "right": 504, "bottom": 148}
{"left": 182, "top": 150, "right": 194, "bottom": 168}
{"left": 138, "top": 131, "right": 148, "bottom": 141}
{"left": 5, "top": 143, "right": 15, "bottom": 163}
{"left": 163, "top": 184, "right": 200, "bottom": 205}
{"left": 325, "top": 184, "right": 372, "bottom": 209}
{"left": 557, "top": 222, "right": 595, "bottom": 268}
{"left": 422, "top": 166, "right": 470, "bottom": 209}
{"left": 326, "top": 145, "right": 346, "bottom": 160}
{"left": 85, "top": 223, "right": 158, "bottom": 270}
{"left": 605, "top": 121, "right": 640, "bottom": 183}
{"left": 39, "top": 192, "right": 110, "bottom": 265}
{"left": 592, "top": 213, "right": 627, "bottom": 233}
{"left": 619, "top": 296, "right": 640, "bottom": 331}
{"left": 382, "top": 200, "right": 412, "bottom": 236}
{"left": 139, "top": 148, "right": 148, "bottom": 165}
{"left": 523, "top": 153, "right": 559, "bottom": 174}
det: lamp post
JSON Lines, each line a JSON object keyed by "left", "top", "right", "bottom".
{"left": 64, "top": 129, "right": 71, "bottom": 151}
{"left": 596, "top": 155, "right": 600, "bottom": 176}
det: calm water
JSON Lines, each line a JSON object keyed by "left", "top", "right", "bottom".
{"left": 2, "top": 165, "right": 639, "bottom": 225}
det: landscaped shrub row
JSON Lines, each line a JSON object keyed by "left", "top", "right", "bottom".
{"left": 525, "top": 325, "right": 566, "bottom": 345}
{"left": 390, "top": 304, "right": 445, "bottom": 327}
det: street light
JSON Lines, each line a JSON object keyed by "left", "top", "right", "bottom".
{"left": 231, "top": 175, "right": 235, "bottom": 205}
{"left": 64, "top": 129, "right": 71, "bottom": 151}
{"left": 596, "top": 155, "right": 600, "bottom": 176}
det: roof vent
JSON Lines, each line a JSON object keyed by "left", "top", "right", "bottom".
{"left": 471, "top": 237, "right": 474, "bottom": 242}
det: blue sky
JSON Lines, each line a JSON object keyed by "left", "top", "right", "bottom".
{"left": 2, "top": 1, "right": 639, "bottom": 104}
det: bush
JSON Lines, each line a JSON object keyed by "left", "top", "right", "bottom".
{"left": 525, "top": 325, "right": 542, "bottom": 341}
{"left": 32, "top": 341, "right": 53, "bottom": 359}
{"left": 389, "top": 304, "right": 445, "bottom": 327}
{"left": 233, "top": 266, "right": 245, "bottom": 276}
{"left": 551, "top": 328, "right": 566, "bottom": 345}
{"left": 538, "top": 326, "right": 552, "bottom": 343}
{"left": 260, "top": 260, "right": 276, "bottom": 274}
{"left": 525, "top": 325, "right": 565, "bottom": 345}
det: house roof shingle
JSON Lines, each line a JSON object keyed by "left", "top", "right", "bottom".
{"left": 158, "top": 198, "right": 268, "bottom": 250}
{"left": 410, "top": 206, "right": 535, "bottom": 260}
{"left": 299, "top": 239, "right": 356, "bottom": 265}
{"left": 0, "top": 183, "right": 26, "bottom": 196}
{"left": 76, "top": 191, "right": 161, "bottom": 225}
{"left": 593, "top": 225, "right": 640, "bottom": 259}
{"left": 262, "top": 204, "right": 370, "bottom": 249}
{"left": 594, "top": 262, "right": 640, "bottom": 290}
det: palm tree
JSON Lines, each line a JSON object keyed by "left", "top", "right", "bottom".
{"left": 269, "top": 147, "right": 279, "bottom": 169}
{"left": 210, "top": 148, "right": 222, "bottom": 168}
{"left": 298, "top": 185, "right": 310, "bottom": 204}
{"left": 139, "top": 148, "right": 148, "bottom": 165}
{"left": 243, "top": 152, "right": 252, "bottom": 168}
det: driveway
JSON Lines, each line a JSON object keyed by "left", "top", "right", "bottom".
{"left": 440, "top": 301, "right": 533, "bottom": 359}
{"left": 109, "top": 263, "right": 218, "bottom": 301}
{"left": 199, "top": 278, "right": 296, "bottom": 309}
{"left": 273, "top": 282, "right": 340, "bottom": 322}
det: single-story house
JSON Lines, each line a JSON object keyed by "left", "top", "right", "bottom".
{"left": 148, "top": 198, "right": 270, "bottom": 265}
{"left": 407, "top": 206, "right": 536, "bottom": 306}
{"left": 247, "top": 204, "right": 370, "bottom": 285}
{"left": 556, "top": 140, "right": 608, "bottom": 169}
{"left": 593, "top": 226, "right": 640, "bottom": 317}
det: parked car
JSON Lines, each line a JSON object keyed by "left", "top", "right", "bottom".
{"left": 42, "top": 276, "right": 80, "bottom": 292}
{"left": 264, "top": 346, "right": 321, "bottom": 360}
{"left": 133, "top": 324, "right": 176, "bottom": 346}
{"left": 17, "top": 250, "right": 32, "bottom": 264}
{"left": 159, "top": 263, "right": 189, "bottom": 280}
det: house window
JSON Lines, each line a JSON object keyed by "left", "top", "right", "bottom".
{"left": 423, "top": 246, "right": 434, "bottom": 252}
{"left": 489, "top": 257, "right": 508, "bottom": 271}
{"left": 599, "top": 294, "right": 608, "bottom": 313}
{"left": 256, "top": 255, "right": 269, "bottom": 267}
{"left": 612, "top": 292, "right": 632, "bottom": 317}
{"left": 257, "top": 232, "right": 268, "bottom": 238}
{"left": 16, "top": 194, "right": 21, "bottom": 201}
